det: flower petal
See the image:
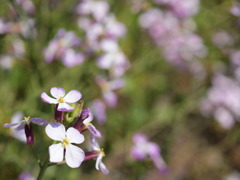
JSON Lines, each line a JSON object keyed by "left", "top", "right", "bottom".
{"left": 99, "top": 162, "right": 109, "bottom": 174}
{"left": 3, "top": 122, "right": 20, "bottom": 128}
{"left": 49, "top": 143, "right": 64, "bottom": 163}
{"left": 66, "top": 127, "right": 84, "bottom": 144}
{"left": 30, "top": 118, "right": 49, "bottom": 126}
{"left": 64, "top": 90, "right": 82, "bottom": 103}
{"left": 95, "top": 153, "right": 103, "bottom": 170}
{"left": 41, "top": 92, "right": 58, "bottom": 104}
{"left": 83, "top": 111, "right": 93, "bottom": 124}
{"left": 65, "top": 144, "right": 85, "bottom": 168}
{"left": 57, "top": 103, "right": 74, "bottom": 112}
{"left": 90, "top": 135, "right": 100, "bottom": 150}
{"left": 50, "top": 87, "right": 65, "bottom": 99}
{"left": 87, "top": 124, "right": 102, "bottom": 138}
{"left": 15, "top": 123, "right": 26, "bottom": 130}
{"left": 45, "top": 123, "right": 66, "bottom": 141}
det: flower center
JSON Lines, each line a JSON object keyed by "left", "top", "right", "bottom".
{"left": 62, "top": 138, "right": 70, "bottom": 147}
{"left": 58, "top": 96, "right": 65, "bottom": 103}
{"left": 100, "top": 148, "right": 105, "bottom": 157}
{"left": 24, "top": 116, "right": 31, "bottom": 121}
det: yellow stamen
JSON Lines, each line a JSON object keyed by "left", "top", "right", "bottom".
{"left": 58, "top": 96, "right": 65, "bottom": 103}
{"left": 24, "top": 116, "right": 31, "bottom": 121}
{"left": 62, "top": 138, "right": 70, "bottom": 147}
{"left": 85, "top": 122, "right": 92, "bottom": 126}
{"left": 100, "top": 148, "right": 105, "bottom": 157}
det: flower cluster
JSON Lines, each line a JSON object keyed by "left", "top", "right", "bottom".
{"left": 131, "top": 133, "right": 168, "bottom": 174}
{"left": 133, "top": 0, "right": 207, "bottom": 78}
{"left": 4, "top": 87, "right": 109, "bottom": 175}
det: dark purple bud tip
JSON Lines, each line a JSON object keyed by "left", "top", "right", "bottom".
{"left": 54, "top": 104, "right": 64, "bottom": 122}
{"left": 24, "top": 124, "right": 34, "bottom": 145}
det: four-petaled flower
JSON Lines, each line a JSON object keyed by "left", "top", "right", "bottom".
{"left": 45, "top": 123, "right": 85, "bottom": 168}
{"left": 41, "top": 87, "right": 82, "bottom": 112}
{"left": 89, "top": 135, "right": 109, "bottom": 174}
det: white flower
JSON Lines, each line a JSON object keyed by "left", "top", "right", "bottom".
{"left": 90, "top": 135, "right": 109, "bottom": 174}
{"left": 45, "top": 123, "right": 85, "bottom": 168}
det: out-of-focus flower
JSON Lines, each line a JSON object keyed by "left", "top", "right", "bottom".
{"left": 0, "top": 55, "right": 14, "bottom": 70}
{"left": 3, "top": 115, "right": 48, "bottom": 145}
{"left": 15, "top": 0, "right": 35, "bottom": 15}
{"left": 91, "top": 99, "right": 107, "bottom": 124}
{"left": 96, "top": 75, "right": 124, "bottom": 108}
{"left": 41, "top": 87, "right": 82, "bottom": 112}
{"left": 168, "top": 0, "right": 199, "bottom": 19}
{"left": 201, "top": 74, "right": 240, "bottom": 129}
{"left": 45, "top": 123, "right": 85, "bottom": 168}
{"left": 231, "top": 3, "right": 240, "bottom": 16}
{"left": 43, "top": 29, "right": 81, "bottom": 65}
{"left": 212, "top": 31, "right": 234, "bottom": 48}
{"left": 76, "top": 0, "right": 109, "bottom": 21}
{"left": 0, "top": 18, "right": 9, "bottom": 34}
{"left": 62, "top": 49, "right": 85, "bottom": 67}
{"left": 84, "top": 135, "right": 109, "bottom": 174}
{"left": 18, "top": 171, "right": 35, "bottom": 180}
{"left": 131, "top": 133, "right": 168, "bottom": 174}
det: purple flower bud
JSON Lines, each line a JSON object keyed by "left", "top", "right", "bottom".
{"left": 73, "top": 108, "right": 90, "bottom": 129}
{"left": 84, "top": 151, "right": 100, "bottom": 161}
{"left": 24, "top": 124, "right": 34, "bottom": 145}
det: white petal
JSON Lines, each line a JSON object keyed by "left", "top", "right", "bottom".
{"left": 83, "top": 111, "right": 93, "bottom": 124}
{"left": 45, "top": 123, "right": 66, "bottom": 141}
{"left": 50, "top": 87, "right": 65, "bottom": 99}
{"left": 65, "top": 144, "right": 85, "bottom": 168}
{"left": 57, "top": 103, "right": 74, "bottom": 112}
{"left": 41, "top": 92, "right": 58, "bottom": 104}
{"left": 49, "top": 143, "right": 64, "bottom": 163}
{"left": 64, "top": 90, "right": 82, "bottom": 103}
{"left": 99, "top": 162, "right": 109, "bottom": 174}
{"left": 90, "top": 135, "right": 100, "bottom": 150}
{"left": 95, "top": 153, "right": 103, "bottom": 170}
{"left": 66, "top": 127, "right": 84, "bottom": 144}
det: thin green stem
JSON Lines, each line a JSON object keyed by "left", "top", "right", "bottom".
{"left": 36, "top": 155, "right": 49, "bottom": 180}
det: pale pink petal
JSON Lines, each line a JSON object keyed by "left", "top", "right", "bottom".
{"left": 3, "top": 122, "right": 20, "bottom": 128}
{"left": 90, "top": 135, "right": 100, "bottom": 150}
{"left": 83, "top": 111, "right": 93, "bottom": 124}
{"left": 66, "top": 127, "right": 84, "bottom": 144}
{"left": 87, "top": 124, "right": 102, "bottom": 138}
{"left": 57, "top": 102, "right": 74, "bottom": 112}
{"left": 49, "top": 143, "right": 64, "bottom": 163}
{"left": 45, "top": 123, "right": 66, "bottom": 141}
{"left": 64, "top": 90, "right": 82, "bottom": 103}
{"left": 99, "top": 162, "right": 109, "bottom": 174}
{"left": 50, "top": 87, "right": 65, "bottom": 99}
{"left": 29, "top": 118, "right": 49, "bottom": 126}
{"left": 65, "top": 144, "right": 85, "bottom": 168}
{"left": 41, "top": 92, "right": 58, "bottom": 104}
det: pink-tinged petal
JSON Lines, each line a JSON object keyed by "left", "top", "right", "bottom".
{"left": 45, "top": 123, "right": 66, "bottom": 141}
{"left": 64, "top": 90, "right": 82, "bottom": 103}
{"left": 95, "top": 153, "right": 103, "bottom": 170}
{"left": 87, "top": 124, "right": 102, "bottom": 138}
{"left": 83, "top": 111, "right": 93, "bottom": 124}
{"left": 66, "top": 127, "right": 84, "bottom": 144}
{"left": 29, "top": 118, "right": 49, "bottom": 126}
{"left": 3, "top": 122, "right": 20, "bottom": 128}
{"left": 65, "top": 144, "right": 85, "bottom": 168}
{"left": 103, "top": 91, "right": 117, "bottom": 108}
{"left": 50, "top": 87, "right": 65, "bottom": 99}
{"left": 131, "top": 146, "right": 146, "bottom": 160}
{"left": 109, "top": 79, "right": 125, "bottom": 90}
{"left": 90, "top": 135, "right": 100, "bottom": 150}
{"left": 99, "top": 162, "right": 109, "bottom": 174}
{"left": 41, "top": 92, "right": 58, "bottom": 104}
{"left": 49, "top": 143, "right": 64, "bottom": 163}
{"left": 57, "top": 103, "right": 74, "bottom": 112}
